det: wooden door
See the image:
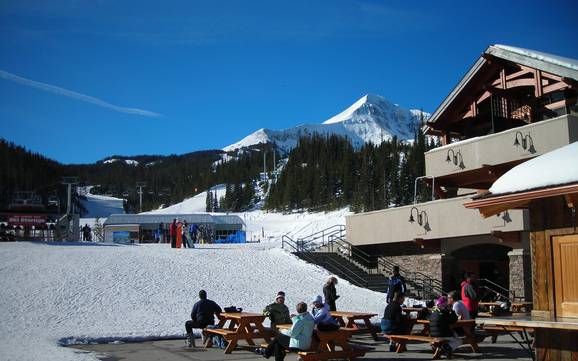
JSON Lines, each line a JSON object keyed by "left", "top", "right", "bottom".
{"left": 552, "top": 234, "right": 578, "bottom": 318}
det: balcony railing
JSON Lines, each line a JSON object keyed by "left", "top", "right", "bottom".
{"left": 345, "top": 195, "right": 529, "bottom": 246}
{"left": 425, "top": 114, "right": 578, "bottom": 180}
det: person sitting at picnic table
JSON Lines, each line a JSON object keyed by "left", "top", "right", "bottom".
{"left": 386, "top": 265, "right": 406, "bottom": 303}
{"left": 381, "top": 292, "right": 409, "bottom": 351}
{"left": 261, "top": 302, "right": 315, "bottom": 361}
{"left": 323, "top": 276, "right": 340, "bottom": 311}
{"left": 429, "top": 296, "right": 461, "bottom": 358}
{"left": 311, "top": 295, "right": 340, "bottom": 331}
{"left": 263, "top": 291, "right": 292, "bottom": 328}
{"left": 185, "top": 290, "right": 222, "bottom": 347}
{"left": 447, "top": 290, "right": 470, "bottom": 320}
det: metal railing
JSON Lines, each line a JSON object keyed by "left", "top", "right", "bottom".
{"left": 281, "top": 225, "right": 345, "bottom": 252}
{"left": 478, "top": 278, "right": 516, "bottom": 302}
{"left": 327, "top": 234, "right": 445, "bottom": 299}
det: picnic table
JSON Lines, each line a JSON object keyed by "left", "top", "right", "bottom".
{"left": 330, "top": 311, "right": 379, "bottom": 340}
{"left": 385, "top": 319, "right": 479, "bottom": 359}
{"left": 476, "top": 315, "right": 578, "bottom": 361}
{"left": 204, "top": 312, "right": 273, "bottom": 354}
{"left": 402, "top": 307, "right": 426, "bottom": 315}
{"left": 274, "top": 323, "right": 368, "bottom": 361}
{"left": 478, "top": 301, "right": 533, "bottom": 313}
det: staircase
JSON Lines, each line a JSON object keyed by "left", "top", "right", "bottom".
{"left": 282, "top": 225, "right": 446, "bottom": 299}
{"left": 294, "top": 251, "right": 389, "bottom": 292}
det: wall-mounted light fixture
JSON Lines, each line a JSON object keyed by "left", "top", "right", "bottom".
{"left": 409, "top": 207, "right": 428, "bottom": 226}
{"left": 445, "top": 148, "right": 465, "bottom": 169}
{"left": 513, "top": 131, "right": 535, "bottom": 153}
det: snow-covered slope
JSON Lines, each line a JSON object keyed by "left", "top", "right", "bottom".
{"left": 224, "top": 94, "right": 429, "bottom": 152}
{"left": 143, "top": 184, "right": 351, "bottom": 242}
{"left": 0, "top": 242, "right": 415, "bottom": 361}
{"left": 141, "top": 184, "right": 227, "bottom": 215}
{"left": 78, "top": 186, "right": 125, "bottom": 218}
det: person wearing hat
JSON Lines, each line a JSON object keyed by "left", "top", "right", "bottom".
{"left": 263, "top": 291, "right": 292, "bottom": 328}
{"left": 185, "top": 290, "right": 222, "bottom": 347}
{"left": 429, "top": 296, "right": 461, "bottom": 357}
{"left": 386, "top": 265, "right": 406, "bottom": 304}
{"left": 311, "top": 295, "right": 339, "bottom": 332}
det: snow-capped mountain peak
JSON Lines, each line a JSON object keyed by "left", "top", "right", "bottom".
{"left": 223, "top": 94, "right": 429, "bottom": 153}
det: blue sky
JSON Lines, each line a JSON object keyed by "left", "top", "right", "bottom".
{"left": 1, "top": 0, "right": 577, "bottom": 164}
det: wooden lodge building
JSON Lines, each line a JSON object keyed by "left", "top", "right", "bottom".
{"left": 346, "top": 45, "right": 578, "bottom": 302}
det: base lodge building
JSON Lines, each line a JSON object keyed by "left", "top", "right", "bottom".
{"left": 346, "top": 44, "right": 578, "bottom": 303}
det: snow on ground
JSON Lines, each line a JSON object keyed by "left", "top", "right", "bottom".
{"left": 78, "top": 186, "right": 125, "bottom": 218}
{"left": 142, "top": 184, "right": 351, "bottom": 242}
{"left": 0, "top": 242, "right": 410, "bottom": 361}
{"left": 489, "top": 141, "right": 578, "bottom": 195}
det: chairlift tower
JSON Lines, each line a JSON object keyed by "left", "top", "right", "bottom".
{"left": 61, "top": 177, "right": 78, "bottom": 215}
{"left": 136, "top": 182, "right": 146, "bottom": 213}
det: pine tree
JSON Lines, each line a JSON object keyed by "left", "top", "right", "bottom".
{"left": 205, "top": 189, "right": 213, "bottom": 212}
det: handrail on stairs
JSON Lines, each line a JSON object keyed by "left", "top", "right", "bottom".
{"left": 478, "top": 278, "right": 516, "bottom": 302}
{"left": 327, "top": 234, "right": 445, "bottom": 299}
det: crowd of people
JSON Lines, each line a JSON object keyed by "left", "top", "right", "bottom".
{"left": 381, "top": 271, "right": 480, "bottom": 357}
{"left": 182, "top": 271, "right": 482, "bottom": 360}
{"left": 154, "top": 219, "right": 214, "bottom": 248}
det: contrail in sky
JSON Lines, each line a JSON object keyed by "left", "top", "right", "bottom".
{"left": 0, "top": 69, "right": 161, "bottom": 117}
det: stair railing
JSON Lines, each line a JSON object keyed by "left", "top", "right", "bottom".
{"left": 327, "top": 234, "right": 445, "bottom": 300}
{"left": 293, "top": 224, "right": 346, "bottom": 251}
{"left": 478, "top": 278, "right": 516, "bottom": 302}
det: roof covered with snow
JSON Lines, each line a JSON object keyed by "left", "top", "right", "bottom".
{"left": 104, "top": 213, "right": 244, "bottom": 226}
{"left": 427, "top": 44, "right": 578, "bottom": 127}
{"left": 489, "top": 141, "right": 578, "bottom": 195}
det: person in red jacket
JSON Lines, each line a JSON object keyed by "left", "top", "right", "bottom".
{"left": 461, "top": 273, "right": 479, "bottom": 318}
{"left": 169, "top": 219, "right": 177, "bottom": 248}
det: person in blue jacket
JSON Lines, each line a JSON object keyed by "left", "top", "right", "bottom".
{"left": 261, "top": 302, "right": 314, "bottom": 361}
{"left": 386, "top": 266, "right": 406, "bottom": 303}
{"left": 311, "top": 295, "right": 339, "bottom": 331}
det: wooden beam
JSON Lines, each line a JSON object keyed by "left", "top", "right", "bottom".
{"left": 507, "top": 78, "right": 548, "bottom": 89}
{"left": 542, "top": 80, "right": 571, "bottom": 94}
{"left": 544, "top": 99, "right": 567, "bottom": 110}
{"left": 534, "top": 69, "right": 543, "bottom": 97}
{"left": 565, "top": 194, "right": 578, "bottom": 208}
{"left": 491, "top": 68, "right": 534, "bottom": 86}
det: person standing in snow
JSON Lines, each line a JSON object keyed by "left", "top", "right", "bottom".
{"left": 182, "top": 221, "right": 189, "bottom": 248}
{"left": 185, "top": 290, "right": 222, "bottom": 347}
{"left": 189, "top": 223, "right": 198, "bottom": 245}
{"left": 156, "top": 222, "right": 164, "bottom": 243}
{"left": 386, "top": 266, "right": 406, "bottom": 304}
{"left": 263, "top": 291, "right": 292, "bottom": 328}
{"left": 323, "top": 276, "right": 339, "bottom": 311}
{"left": 311, "top": 295, "right": 339, "bottom": 331}
{"left": 169, "top": 219, "right": 177, "bottom": 248}
{"left": 461, "top": 273, "right": 479, "bottom": 318}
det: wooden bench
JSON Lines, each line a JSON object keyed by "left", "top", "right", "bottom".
{"left": 261, "top": 328, "right": 368, "bottom": 361}
{"left": 480, "top": 325, "right": 535, "bottom": 344}
{"left": 385, "top": 334, "right": 449, "bottom": 359}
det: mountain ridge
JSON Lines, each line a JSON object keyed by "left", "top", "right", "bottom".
{"left": 223, "top": 94, "right": 429, "bottom": 152}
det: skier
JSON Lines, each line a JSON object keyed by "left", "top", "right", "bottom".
{"left": 189, "top": 223, "right": 198, "bottom": 246}
{"left": 169, "top": 219, "right": 177, "bottom": 248}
